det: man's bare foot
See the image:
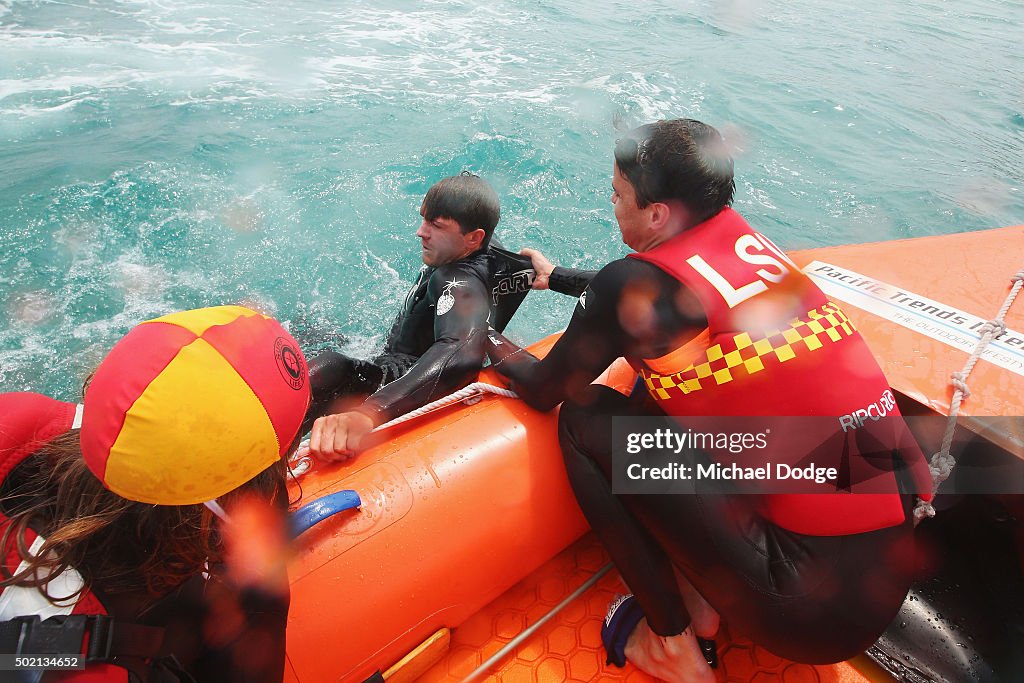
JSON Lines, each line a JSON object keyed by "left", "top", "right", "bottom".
{"left": 623, "top": 618, "right": 717, "bottom": 683}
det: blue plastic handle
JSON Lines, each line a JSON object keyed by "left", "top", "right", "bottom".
{"left": 290, "top": 490, "right": 362, "bottom": 538}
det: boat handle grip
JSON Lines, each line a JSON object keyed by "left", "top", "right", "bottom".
{"left": 290, "top": 490, "right": 362, "bottom": 538}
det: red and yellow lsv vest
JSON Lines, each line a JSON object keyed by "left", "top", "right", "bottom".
{"left": 629, "top": 208, "right": 931, "bottom": 536}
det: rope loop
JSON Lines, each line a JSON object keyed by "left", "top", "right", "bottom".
{"left": 949, "top": 371, "right": 970, "bottom": 398}
{"left": 980, "top": 319, "right": 1007, "bottom": 338}
{"left": 1012, "top": 269, "right": 1024, "bottom": 283}
{"left": 929, "top": 455, "right": 954, "bottom": 480}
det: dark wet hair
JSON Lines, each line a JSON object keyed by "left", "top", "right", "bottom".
{"left": 614, "top": 119, "right": 735, "bottom": 223}
{"left": 421, "top": 171, "right": 501, "bottom": 245}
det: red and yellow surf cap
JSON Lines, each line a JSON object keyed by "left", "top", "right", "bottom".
{"left": 80, "top": 306, "right": 310, "bottom": 505}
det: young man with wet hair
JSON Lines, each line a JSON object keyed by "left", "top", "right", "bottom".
{"left": 486, "top": 119, "right": 931, "bottom": 680}
{"left": 307, "top": 172, "right": 531, "bottom": 461}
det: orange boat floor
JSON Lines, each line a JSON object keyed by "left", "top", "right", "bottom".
{"left": 420, "top": 534, "right": 880, "bottom": 683}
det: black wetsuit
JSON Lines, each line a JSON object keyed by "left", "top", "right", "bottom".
{"left": 489, "top": 259, "right": 704, "bottom": 410}
{"left": 305, "top": 244, "right": 531, "bottom": 430}
{"left": 487, "top": 259, "right": 918, "bottom": 664}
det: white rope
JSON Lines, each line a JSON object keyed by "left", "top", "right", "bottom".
{"left": 290, "top": 382, "right": 518, "bottom": 468}
{"left": 372, "top": 382, "right": 518, "bottom": 432}
{"left": 914, "top": 267, "right": 1024, "bottom": 521}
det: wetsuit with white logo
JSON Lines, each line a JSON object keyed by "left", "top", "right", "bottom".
{"left": 306, "top": 245, "right": 532, "bottom": 430}
{"left": 486, "top": 222, "right": 924, "bottom": 663}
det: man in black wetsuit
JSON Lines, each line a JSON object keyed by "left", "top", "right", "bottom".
{"left": 485, "top": 120, "right": 926, "bottom": 681}
{"left": 307, "top": 172, "right": 532, "bottom": 461}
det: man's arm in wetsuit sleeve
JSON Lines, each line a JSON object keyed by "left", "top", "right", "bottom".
{"left": 548, "top": 266, "right": 597, "bottom": 297}
{"left": 357, "top": 264, "right": 490, "bottom": 425}
{"left": 520, "top": 246, "right": 595, "bottom": 297}
{"left": 487, "top": 261, "right": 636, "bottom": 412}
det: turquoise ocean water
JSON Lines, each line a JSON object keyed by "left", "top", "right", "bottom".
{"left": 2, "top": 0, "right": 1022, "bottom": 399}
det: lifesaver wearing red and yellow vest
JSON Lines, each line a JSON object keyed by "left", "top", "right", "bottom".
{"left": 0, "top": 392, "right": 126, "bottom": 683}
{"left": 628, "top": 208, "right": 933, "bottom": 536}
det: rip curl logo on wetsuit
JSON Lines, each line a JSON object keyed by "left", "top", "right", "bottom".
{"left": 274, "top": 337, "right": 306, "bottom": 390}
{"left": 491, "top": 269, "right": 534, "bottom": 305}
{"left": 436, "top": 278, "right": 465, "bottom": 316}
{"left": 579, "top": 289, "right": 588, "bottom": 310}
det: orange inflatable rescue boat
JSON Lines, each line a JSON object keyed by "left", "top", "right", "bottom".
{"left": 284, "top": 225, "right": 1024, "bottom": 683}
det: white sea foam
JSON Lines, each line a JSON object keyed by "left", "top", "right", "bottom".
{"left": 0, "top": 73, "right": 133, "bottom": 103}
{"left": 114, "top": 254, "right": 168, "bottom": 300}
{"left": 8, "top": 291, "right": 55, "bottom": 325}
{"left": 744, "top": 183, "right": 779, "bottom": 211}
{"left": 341, "top": 332, "right": 384, "bottom": 361}
{"left": 0, "top": 98, "right": 96, "bottom": 118}
{"left": 0, "top": 2, "right": 567, "bottom": 109}
{"left": 0, "top": 334, "right": 51, "bottom": 389}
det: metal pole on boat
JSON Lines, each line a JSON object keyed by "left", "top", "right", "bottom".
{"left": 461, "top": 562, "right": 613, "bottom": 682}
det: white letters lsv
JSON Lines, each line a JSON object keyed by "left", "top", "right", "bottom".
{"left": 685, "top": 233, "right": 797, "bottom": 308}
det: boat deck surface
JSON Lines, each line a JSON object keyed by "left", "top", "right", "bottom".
{"left": 421, "top": 534, "right": 881, "bottom": 683}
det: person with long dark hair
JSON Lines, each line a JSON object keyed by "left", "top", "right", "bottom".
{"left": 1, "top": 305, "right": 309, "bottom": 682}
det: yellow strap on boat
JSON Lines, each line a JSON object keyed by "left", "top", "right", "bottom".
{"left": 383, "top": 628, "right": 451, "bottom": 683}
